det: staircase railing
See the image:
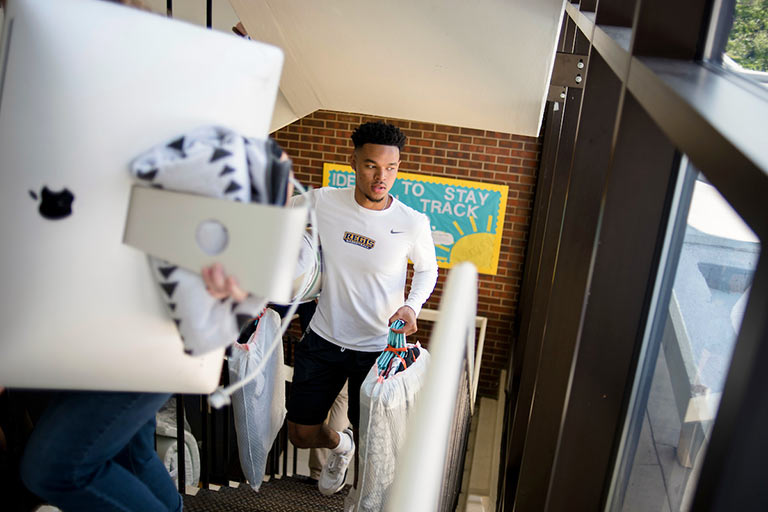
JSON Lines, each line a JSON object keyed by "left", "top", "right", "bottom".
{"left": 387, "top": 262, "right": 479, "bottom": 512}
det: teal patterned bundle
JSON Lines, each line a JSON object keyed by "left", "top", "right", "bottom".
{"left": 376, "top": 320, "right": 407, "bottom": 380}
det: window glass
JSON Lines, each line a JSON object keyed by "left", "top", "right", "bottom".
{"left": 614, "top": 169, "right": 760, "bottom": 512}
{"left": 721, "top": 0, "right": 768, "bottom": 87}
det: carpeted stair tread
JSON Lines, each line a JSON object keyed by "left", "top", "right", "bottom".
{"left": 183, "top": 476, "right": 350, "bottom": 512}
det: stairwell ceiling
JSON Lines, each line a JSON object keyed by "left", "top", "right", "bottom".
{"left": 230, "top": 0, "right": 565, "bottom": 136}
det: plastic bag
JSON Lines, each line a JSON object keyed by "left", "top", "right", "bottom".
{"left": 349, "top": 342, "right": 430, "bottom": 511}
{"left": 228, "top": 308, "right": 286, "bottom": 490}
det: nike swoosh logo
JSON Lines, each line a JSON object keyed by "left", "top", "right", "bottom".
{"left": 390, "top": 229, "right": 404, "bottom": 234}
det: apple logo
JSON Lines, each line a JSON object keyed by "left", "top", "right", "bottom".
{"left": 29, "top": 187, "right": 75, "bottom": 220}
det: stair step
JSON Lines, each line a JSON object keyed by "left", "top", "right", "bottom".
{"left": 183, "top": 476, "right": 349, "bottom": 512}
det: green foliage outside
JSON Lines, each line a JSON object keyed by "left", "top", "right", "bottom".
{"left": 726, "top": 0, "right": 768, "bottom": 72}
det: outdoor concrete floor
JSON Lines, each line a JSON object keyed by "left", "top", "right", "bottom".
{"left": 621, "top": 350, "right": 701, "bottom": 512}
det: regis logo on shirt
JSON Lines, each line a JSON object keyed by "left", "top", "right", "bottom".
{"left": 343, "top": 231, "right": 375, "bottom": 250}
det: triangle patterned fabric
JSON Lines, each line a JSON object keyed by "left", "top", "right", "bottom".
{"left": 130, "top": 126, "right": 288, "bottom": 356}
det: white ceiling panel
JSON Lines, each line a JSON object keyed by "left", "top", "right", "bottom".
{"left": 230, "top": 0, "right": 565, "bottom": 136}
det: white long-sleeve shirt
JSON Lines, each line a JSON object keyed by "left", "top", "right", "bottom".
{"left": 295, "top": 187, "right": 438, "bottom": 352}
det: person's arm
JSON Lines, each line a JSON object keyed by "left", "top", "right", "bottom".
{"left": 389, "top": 215, "right": 438, "bottom": 335}
{"left": 201, "top": 262, "right": 249, "bottom": 302}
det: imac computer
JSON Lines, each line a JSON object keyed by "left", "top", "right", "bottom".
{"left": 0, "top": 0, "right": 301, "bottom": 393}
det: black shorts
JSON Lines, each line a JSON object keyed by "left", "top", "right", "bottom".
{"left": 286, "top": 328, "right": 379, "bottom": 428}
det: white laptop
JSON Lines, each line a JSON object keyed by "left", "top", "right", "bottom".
{"left": 0, "top": 0, "right": 295, "bottom": 393}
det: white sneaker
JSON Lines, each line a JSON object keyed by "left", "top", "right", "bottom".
{"left": 318, "top": 428, "right": 354, "bottom": 495}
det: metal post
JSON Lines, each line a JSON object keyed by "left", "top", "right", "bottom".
{"left": 176, "top": 394, "right": 186, "bottom": 493}
{"left": 200, "top": 395, "right": 209, "bottom": 489}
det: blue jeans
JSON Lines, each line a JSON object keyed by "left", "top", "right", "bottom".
{"left": 20, "top": 391, "right": 182, "bottom": 512}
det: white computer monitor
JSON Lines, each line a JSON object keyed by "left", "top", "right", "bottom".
{"left": 0, "top": 0, "right": 291, "bottom": 393}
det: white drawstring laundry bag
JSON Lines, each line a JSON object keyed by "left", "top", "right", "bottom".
{"left": 347, "top": 320, "right": 430, "bottom": 511}
{"left": 228, "top": 308, "right": 286, "bottom": 491}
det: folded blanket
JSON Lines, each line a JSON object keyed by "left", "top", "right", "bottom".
{"left": 130, "top": 126, "right": 292, "bottom": 355}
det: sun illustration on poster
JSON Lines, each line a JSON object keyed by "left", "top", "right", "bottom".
{"left": 433, "top": 215, "right": 496, "bottom": 271}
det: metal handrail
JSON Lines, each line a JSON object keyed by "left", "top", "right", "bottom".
{"left": 387, "top": 262, "right": 479, "bottom": 512}
{"left": 417, "top": 307, "right": 487, "bottom": 413}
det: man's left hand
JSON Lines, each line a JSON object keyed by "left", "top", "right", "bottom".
{"left": 389, "top": 306, "right": 417, "bottom": 336}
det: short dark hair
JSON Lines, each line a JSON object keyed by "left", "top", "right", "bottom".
{"left": 351, "top": 122, "right": 406, "bottom": 151}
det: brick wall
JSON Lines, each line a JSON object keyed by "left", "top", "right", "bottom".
{"left": 272, "top": 110, "right": 540, "bottom": 397}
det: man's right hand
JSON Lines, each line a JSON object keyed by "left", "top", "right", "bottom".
{"left": 201, "top": 262, "right": 248, "bottom": 302}
{"left": 389, "top": 305, "right": 418, "bottom": 336}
